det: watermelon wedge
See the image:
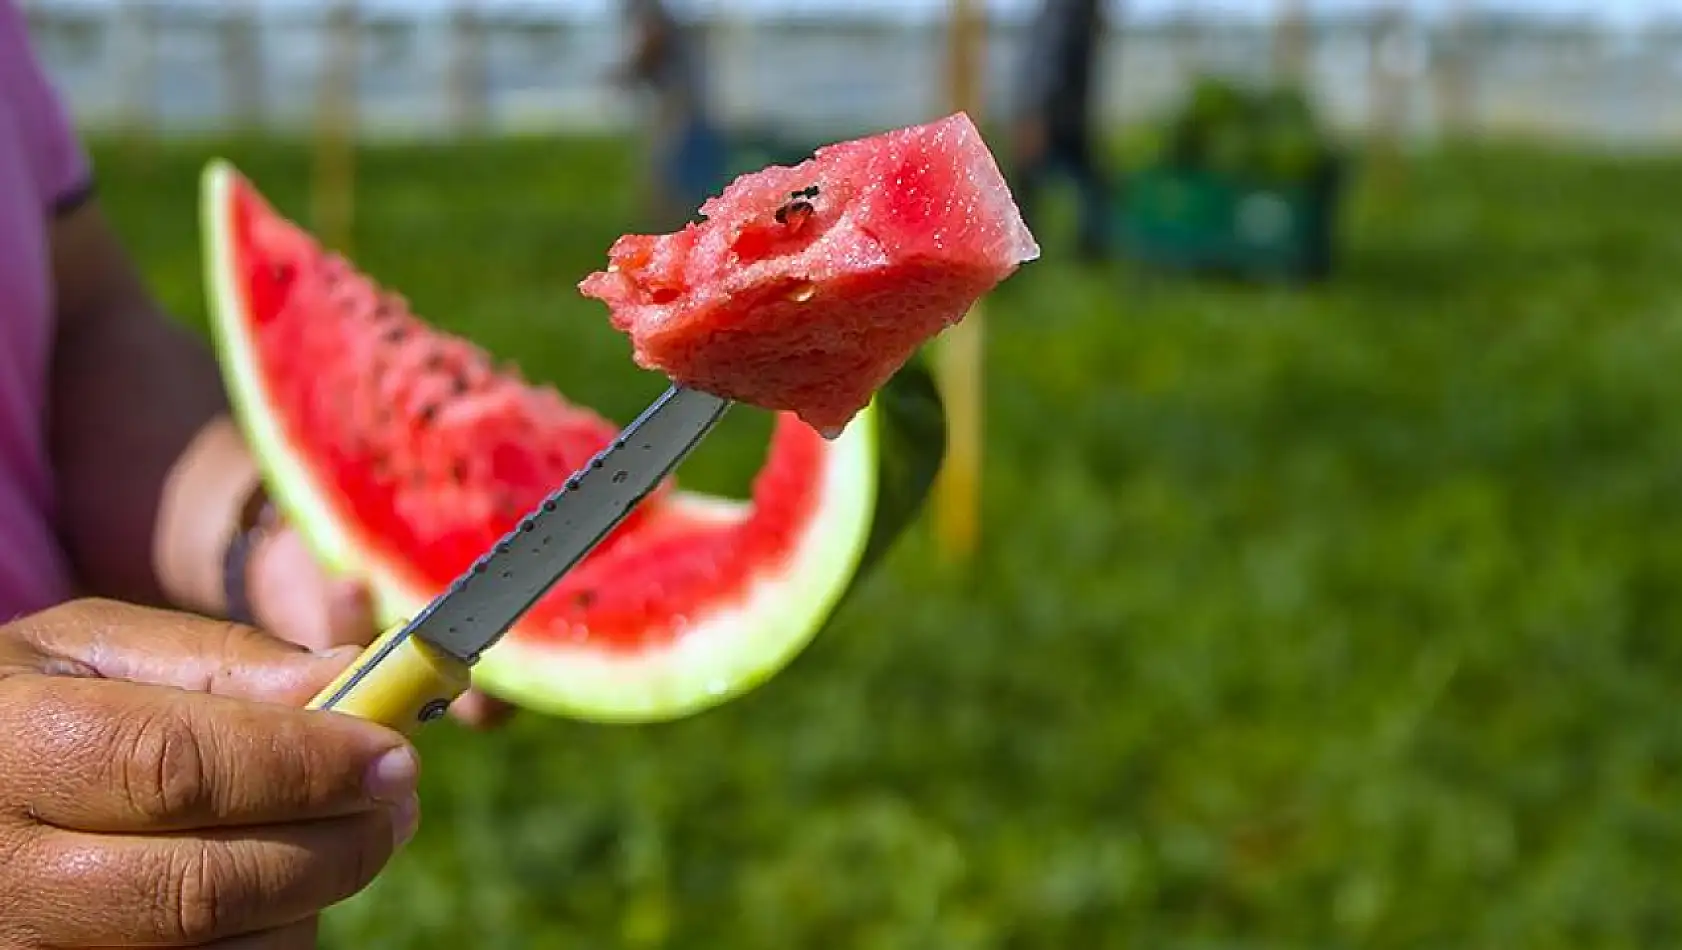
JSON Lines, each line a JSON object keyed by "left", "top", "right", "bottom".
{"left": 581, "top": 112, "right": 1039, "bottom": 436}
{"left": 199, "top": 161, "right": 945, "bottom": 723}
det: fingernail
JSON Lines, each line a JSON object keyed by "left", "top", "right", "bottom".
{"left": 392, "top": 795, "right": 421, "bottom": 849}
{"left": 314, "top": 644, "right": 363, "bottom": 661}
{"left": 366, "top": 746, "right": 418, "bottom": 804}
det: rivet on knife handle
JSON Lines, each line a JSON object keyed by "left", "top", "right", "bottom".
{"left": 306, "top": 620, "right": 473, "bottom": 734}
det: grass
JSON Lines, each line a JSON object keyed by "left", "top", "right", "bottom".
{"left": 92, "top": 132, "right": 1682, "bottom": 948}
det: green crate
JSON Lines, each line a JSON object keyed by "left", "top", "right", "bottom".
{"left": 1116, "top": 162, "right": 1344, "bottom": 282}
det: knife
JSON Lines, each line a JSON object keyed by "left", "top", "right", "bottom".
{"left": 304, "top": 385, "right": 733, "bottom": 734}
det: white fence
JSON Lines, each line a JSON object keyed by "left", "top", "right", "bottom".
{"left": 22, "top": 2, "right": 1682, "bottom": 145}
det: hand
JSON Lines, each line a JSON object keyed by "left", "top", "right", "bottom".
{"left": 0, "top": 599, "right": 418, "bottom": 948}
{"left": 246, "top": 524, "right": 516, "bottom": 730}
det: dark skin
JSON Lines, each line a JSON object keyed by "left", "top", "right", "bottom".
{"left": 43, "top": 196, "right": 512, "bottom": 728}
{"left": 0, "top": 599, "right": 419, "bottom": 948}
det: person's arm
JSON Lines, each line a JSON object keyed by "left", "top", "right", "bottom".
{"left": 47, "top": 196, "right": 256, "bottom": 616}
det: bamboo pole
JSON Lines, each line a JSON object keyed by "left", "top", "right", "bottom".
{"left": 932, "top": 0, "right": 987, "bottom": 564}
{"left": 313, "top": 0, "right": 359, "bottom": 254}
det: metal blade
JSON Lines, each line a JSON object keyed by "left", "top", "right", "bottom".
{"left": 402, "top": 385, "right": 732, "bottom": 663}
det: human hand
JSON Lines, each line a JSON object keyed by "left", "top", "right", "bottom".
{"left": 246, "top": 524, "right": 516, "bottom": 730}
{"left": 0, "top": 599, "right": 418, "bottom": 948}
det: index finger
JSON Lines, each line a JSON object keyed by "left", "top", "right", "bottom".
{"left": 3, "top": 673, "right": 417, "bottom": 834}
{"left": 10, "top": 598, "right": 360, "bottom": 705}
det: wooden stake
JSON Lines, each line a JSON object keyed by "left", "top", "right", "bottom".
{"left": 933, "top": 0, "right": 987, "bottom": 564}
{"left": 1272, "top": 0, "right": 1310, "bottom": 84}
{"left": 221, "top": 0, "right": 265, "bottom": 133}
{"left": 313, "top": 0, "right": 359, "bottom": 254}
{"left": 1367, "top": 0, "right": 1409, "bottom": 194}
{"left": 1431, "top": 0, "right": 1473, "bottom": 141}
{"left": 447, "top": 0, "right": 489, "bottom": 136}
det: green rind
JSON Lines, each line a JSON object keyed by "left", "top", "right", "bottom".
{"left": 471, "top": 363, "right": 945, "bottom": 722}
{"left": 198, "top": 159, "right": 948, "bottom": 723}
{"left": 201, "top": 160, "right": 363, "bottom": 581}
{"left": 471, "top": 400, "right": 880, "bottom": 721}
{"left": 850, "top": 355, "right": 947, "bottom": 578}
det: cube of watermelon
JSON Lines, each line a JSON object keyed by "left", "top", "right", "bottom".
{"left": 580, "top": 112, "right": 1040, "bottom": 436}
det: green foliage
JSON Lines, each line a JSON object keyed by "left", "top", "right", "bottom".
{"left": 91, "top": 134, "right": 1682, "bottom": 948}
{"left": 1160, "top": 76, "right": 1336, "bottom": 185}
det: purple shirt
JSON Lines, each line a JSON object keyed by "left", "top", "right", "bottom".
{"left": 0, "top": 0, "right": 90, "bottom": 619}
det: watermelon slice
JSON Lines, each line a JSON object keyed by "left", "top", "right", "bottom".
{"left": 581, "top": 112, "right": 1039, "bottom": 436}
{"left": 199, "top": 161, "right": 945, "bottom": 723}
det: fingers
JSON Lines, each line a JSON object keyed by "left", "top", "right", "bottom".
{"left": 324, "top": 580, "right": 377, "bottom": 645}
{"left": 3, "top": 674, "right": 417, "bottom": 834}
{"left": 9, "top": 598, "right": 361, "bottom": 706}
{"left": 20, "top": 804, "right": 412, "bottom": 947}
{"left": 248, "top": 528, "right": 376, "bottom": 653}
{"left": 242, "top": 529, "right": 521, "bottom": 733}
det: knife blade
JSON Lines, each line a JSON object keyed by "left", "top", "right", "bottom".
{"left": 304, "top": 384, "right": 733, "bottom": 732}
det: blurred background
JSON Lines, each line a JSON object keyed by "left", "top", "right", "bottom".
{"left": 24, "top": 0, "right": 1682, "bottom": 946}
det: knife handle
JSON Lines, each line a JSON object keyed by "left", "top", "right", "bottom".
{"left": 306, "top": 621, "right": 473, "bottom": 735}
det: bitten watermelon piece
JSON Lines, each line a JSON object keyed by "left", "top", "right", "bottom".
{"left": 580, "top": 112, "right": 1039, "bottom": 436}
{"left": 199, "top": 162, "right": 947, "bottom": 723}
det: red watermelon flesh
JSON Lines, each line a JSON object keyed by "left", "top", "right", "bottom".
{"left": 220, "top": 176, "right": 843, "bottom": 652}
{"left": 579, "top": 111, "right": 1039, "bottom": 436}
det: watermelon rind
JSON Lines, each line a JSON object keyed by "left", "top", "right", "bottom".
{"left": 201, "top": 160, "right": 364, "bottom": 581}
{"left": 474, "top": 400, "right": 880, "bottom": 721}
{"left": 475, "top": 365, "right": 945, "bottom": 721}
{"left": 198, "top": 159, "right": 947, "bottom": 723}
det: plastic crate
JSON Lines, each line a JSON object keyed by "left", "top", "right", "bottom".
{"left": 1116, "top": 161, "right": 1344, "bottom": 282}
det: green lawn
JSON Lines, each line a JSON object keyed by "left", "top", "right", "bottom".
{"left": 94, "top": 134, "right": 1682, "bottom": 948}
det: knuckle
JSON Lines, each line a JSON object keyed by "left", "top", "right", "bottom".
{"left": 158, "top": 841, "right": 236, "bottom": 944}
{"left": 116, "top": 703, "right": 211, "bottom": 825}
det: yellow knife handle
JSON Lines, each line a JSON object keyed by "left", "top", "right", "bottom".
{"left": 306, "top": 621, "right": 473, "bottom": 735}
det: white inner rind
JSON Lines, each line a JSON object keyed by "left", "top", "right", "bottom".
{"left": 473, "top": 414, "right": 878, "bottom": 722}
{"left": 203, "top": 162, "right": 367, "bottom": 580}
{"left": 201, "top": 161, "right": 883, "bottom": 723}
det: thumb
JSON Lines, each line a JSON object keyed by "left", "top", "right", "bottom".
{"left": 8, "top": 598, "right": 363, "bottom": 706}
